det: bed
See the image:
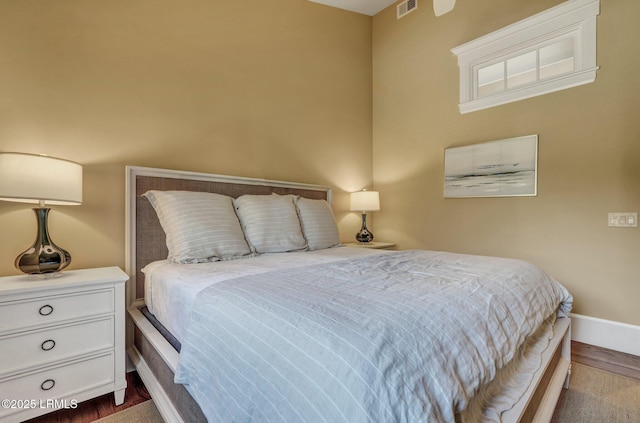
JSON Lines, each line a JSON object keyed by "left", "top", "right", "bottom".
{"left": 125, "top": 165, "right": 573, "bottom": 423}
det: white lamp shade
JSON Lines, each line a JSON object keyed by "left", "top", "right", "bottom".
{"left": 350, "top": 190, "right": 380, "bottom": 212}
{"left": 0, "top": 153, "right": 83, "bottom": 205}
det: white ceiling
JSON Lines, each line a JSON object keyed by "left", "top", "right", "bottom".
{"left": 308, "top": 0, "right": 397, "bottom": 16}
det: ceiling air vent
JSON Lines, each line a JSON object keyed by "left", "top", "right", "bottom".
{"left": 397, "top": 0, "right": 417, "bottom": 19}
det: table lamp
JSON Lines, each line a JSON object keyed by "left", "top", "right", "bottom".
{"left": 350, "top": 189, "right": 380, "bottom": 244}
{"left": 0, "top": 153, "right": 83, "bottom": 275}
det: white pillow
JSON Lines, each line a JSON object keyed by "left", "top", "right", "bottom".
{"left": 295, "top": 197, "right": 341, "bottom": 250}
{"left": 234, "top": 194, "right": 307, "bottom": 253}
{"left": 144, "top": 190, "right": 251, "bottom": 263}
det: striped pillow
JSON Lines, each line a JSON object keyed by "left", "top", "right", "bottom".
{"left": 295, "top": 197, "right": 341, "bottom": 250}
{"left": 144, "top": 190, "right": 251, "bottom": 263}
{"left": 234, "top": 194, "right": 307, "bottom": 253}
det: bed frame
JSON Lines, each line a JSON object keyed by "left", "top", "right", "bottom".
{"left": 124, "top": 165, "right": 571, "bottom": 423}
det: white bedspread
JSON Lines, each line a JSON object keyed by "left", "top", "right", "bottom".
{"left": 173, "top": 250, "right": 572, "bottom": 422}
{"left": 143, "top": 246, "right": 387, "bottom": 342}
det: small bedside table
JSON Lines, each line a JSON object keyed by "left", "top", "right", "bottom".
{"left": 345, "top": 242, "right": 396, "bottom": 250}
{"left": 0, "top": 267, "right": 128, "bottom": 423}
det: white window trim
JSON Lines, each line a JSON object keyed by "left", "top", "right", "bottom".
{"left": 451, "top": 0, "right": 600, "bottom": 114}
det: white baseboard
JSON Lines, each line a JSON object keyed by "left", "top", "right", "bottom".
{"left": 569, "top": 313, "right": 640, "bottom": 357}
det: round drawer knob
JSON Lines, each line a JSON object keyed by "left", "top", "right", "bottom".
{"left": 38, "top": 305, "right": 54, "bottom": 316}
{"left": 41, "top": 339, "right": 56, "bottom": 351}
{"left": 40, "top": 379, "right": 55, "bottom": 391}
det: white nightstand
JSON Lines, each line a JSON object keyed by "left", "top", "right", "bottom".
{"left": 0, "top": 267, "right": 128, "bottom": 423}
{"left": 345, "top": 242, "right": 397, "bottom": 250}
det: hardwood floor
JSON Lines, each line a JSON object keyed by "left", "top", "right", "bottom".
{"left": 25, "top": 341, "right": 640, "bottom": 422}
{"left": 570, "top": 340, "right": 640, "bottom": 380}
{"left": 24, "top": 371, "right": 151, "bottom": 423}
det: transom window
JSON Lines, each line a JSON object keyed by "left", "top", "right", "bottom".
{"left": 452, "top": 0, "right": 599, "bottom": 114}
{"left": 476, "top": 37, "right": 576, "bottom": 98}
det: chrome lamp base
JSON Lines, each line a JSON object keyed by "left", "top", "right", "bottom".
{"left": 355, "top": 212, "right": 374, "bottom": 244}
{"left": 15, "top": 208, "right": 71, "bottom": 275}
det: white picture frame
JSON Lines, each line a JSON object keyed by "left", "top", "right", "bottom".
{"left": 444, "top": 135, "right": 538, "bottom": 198}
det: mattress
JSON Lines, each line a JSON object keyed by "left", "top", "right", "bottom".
{"left": 153, "top": 249, "right": 571, "bottom": 422}
{"left": 142, "top": 246, "right": 388, "bottom": 343}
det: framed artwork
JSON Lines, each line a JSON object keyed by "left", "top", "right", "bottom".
{"left": 444, "top": 134, "right": 538, "bottom": 198}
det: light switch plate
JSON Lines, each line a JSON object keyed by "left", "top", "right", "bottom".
{"left": 608, "top": 212, "right": 638, "bottom": 227}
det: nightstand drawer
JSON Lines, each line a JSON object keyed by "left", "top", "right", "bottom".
{"left": 0, "top": 352, "right": 115, "bottom": 419}
{"left": 0, "top": 317, "right": 114, "bottom": 375}
{"left": 0, "top": 288, "right": 114, "bottom": 332}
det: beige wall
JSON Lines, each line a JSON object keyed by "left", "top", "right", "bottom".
{"left": 0, "top": 0, "right": 372, "bottom": 275}
{"left": 373, "top": 0, "right": 640, "bottom": 325}
{"left": 2, "top": 0, "right": 638, "bottom": 328}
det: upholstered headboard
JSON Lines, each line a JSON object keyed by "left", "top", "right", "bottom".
{"left": 125, "top": 166, "right": 331, "bottom": 303}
